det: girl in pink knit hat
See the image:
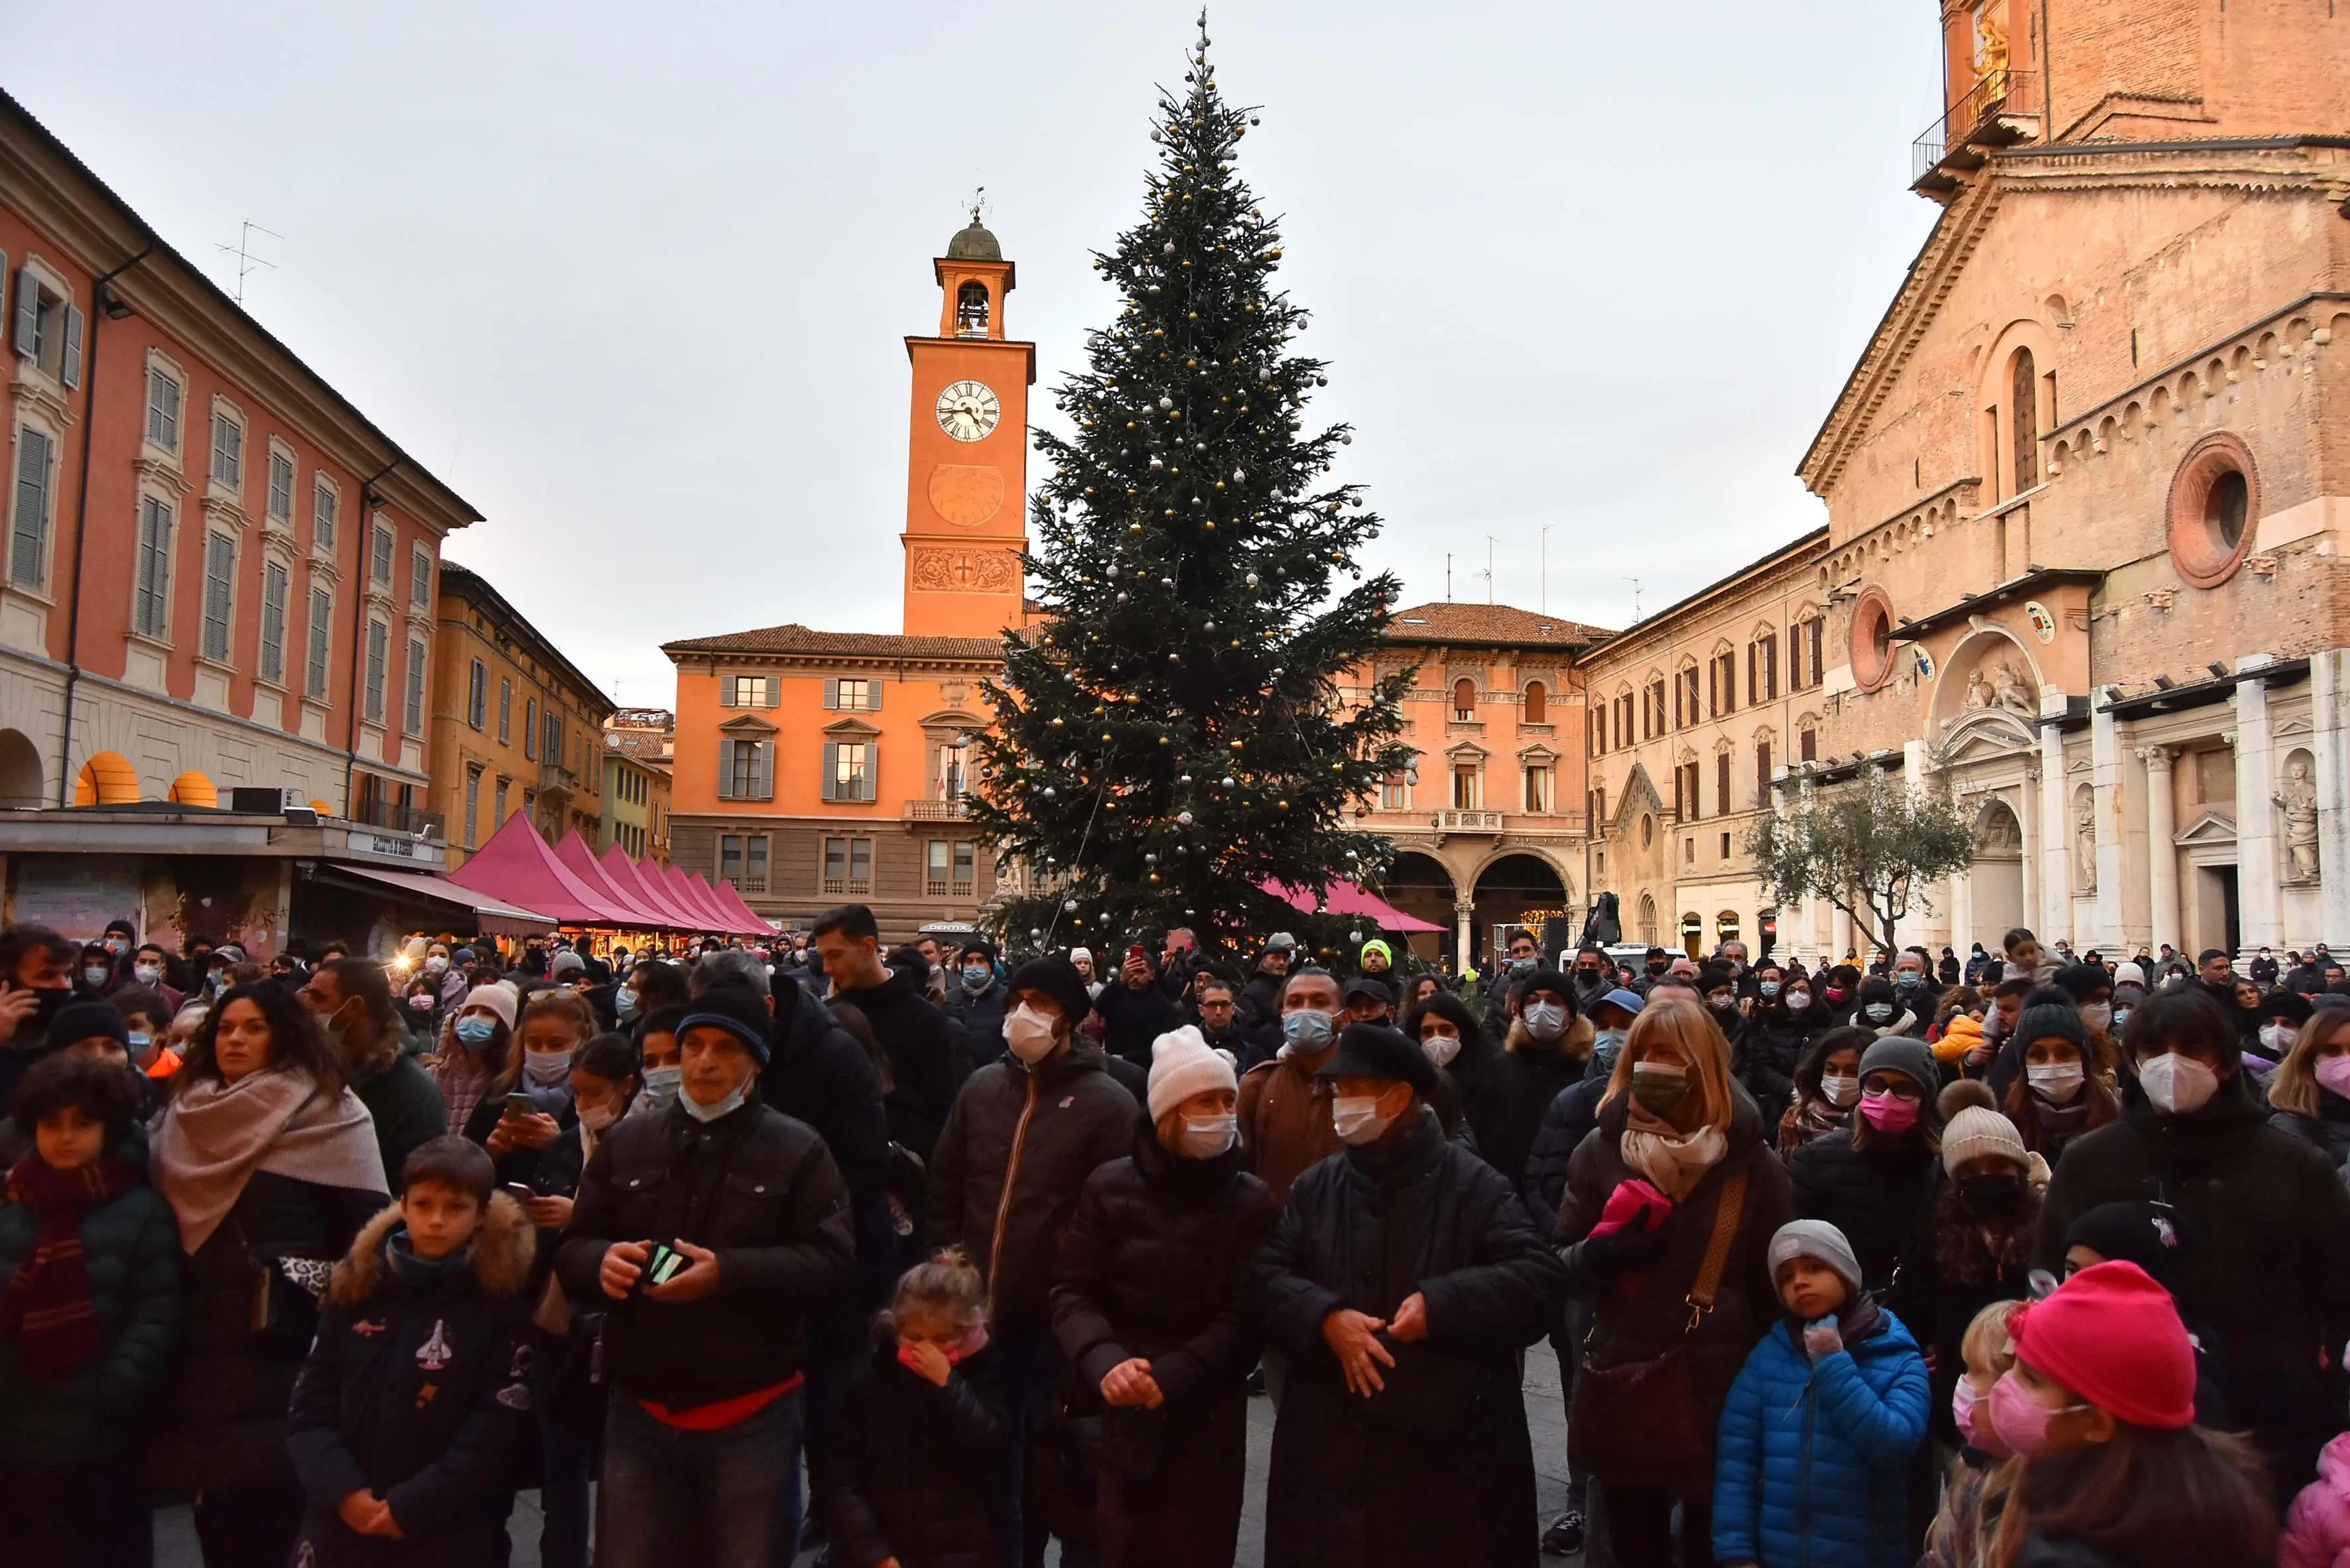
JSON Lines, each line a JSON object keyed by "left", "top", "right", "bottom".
{"left": 1976, "top": 1260, "right": 2275, "bottom": 1568}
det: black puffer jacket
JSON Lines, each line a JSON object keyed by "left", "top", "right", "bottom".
{"left": 1051, "top": 1128, "right": 1276, "bottom": 1568}
{"left": 1520, "top": 1072, "right": 1611, "bottom": 1239}
{"left": 2269, "top": 1093, "right": 2350, "bottom": 1171}
{"left": 816, "top": 1339, "right": 1006, "bottom": 1568}
{"left": 1555, "top": 1083, "right": 1796, "bottom": 1480}
{"left": 766, "top": 981, "right": 897, "bottom": 1314}
{"left": 555, "top": 1095, "right": 854, "bottom": 1411}
{"left": 1790, "top": 1125, "right": 1941, "bottom": 1293}
{"left": 1476, "top": 1023, "right": 1594, "bottom": 1189}
{"left": 1094, "top": 979, "right": 1183, "bottom": 1069}
{"left": 1742, "top": 1007, "right": 1829, "bottom": 1125}
{"left": 145, "top": 1169, "right": 389, "bottom": 1498}
{"left": 833, "top": 968, "right": 964, "bottom": 1163}
{"left": 925, "top": 1041, "right": 1137, "bottom": 1332}
{"left": 2036, "top": 1075, "right": 2350, "bottom": 1499}
{"left": 1255, "top": 1108, "right": 1568, "bottom": 1568}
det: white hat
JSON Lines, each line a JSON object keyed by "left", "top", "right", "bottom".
{"left": 1147, "top": 1024, "right": 1236, "bottom": 1122}
{"left": 1069, "top": 947, "right": 1094, "bottom": 966}
{"left": 1943, "top": 1104, "right": 2028, "bottom": 1176}
{"left": 460, "top": 983, "right": 518, "bottom": 1030}
{"left": 2113, "top": 960, "right": 2146, "bottom": 988}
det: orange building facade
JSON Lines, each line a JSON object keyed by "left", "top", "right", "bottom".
{"left": 0, "top": 89, "right": 476, "bottom": 824}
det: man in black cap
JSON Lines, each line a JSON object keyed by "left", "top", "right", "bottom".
{"left": 945, "top": 937, "right": 1012, "bottom": 1069}
{"left": 1340, "top": 973, "right": 1395, "bottom": 1029}
{"left": 1255, "top": 1021, "right": 1567, "bottom": 1565}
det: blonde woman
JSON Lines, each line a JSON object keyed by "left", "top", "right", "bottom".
{"left": 2266, "top": 1001, "right": 2350, "bottom": 1169}
{"left": 1554, "top": 996, "right": 1795, "bottom": 1568}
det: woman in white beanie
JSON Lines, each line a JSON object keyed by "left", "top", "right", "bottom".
{"left": 1049, "top": 1024, "right": 1277, "bottom": 1567}
{"left": 1888, "top": 1078, "right": 2047, "bottom": 1461}
{"left": 422, "top": 981, "right": 523, "bottom": 1136}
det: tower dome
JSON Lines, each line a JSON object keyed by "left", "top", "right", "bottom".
{"left": 946, "top": 220, "right": 1001, "bottom": 261}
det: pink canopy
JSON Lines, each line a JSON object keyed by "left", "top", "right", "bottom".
{"left": 712, "top": 878, "right": 775, "bottom": 936}
{"left": 554, "top": 832, "right": 675, "bottom": 929}
{"left": 599, "top": 845, "right": 704, "bottom": 929}
{"left": 1260, "top": 877, "right": 1448, "bottom": 934}
{"left": 691, "top": 870, "right": 770, "bottom": 937}
{"left": 448, "top": 812, "right": 636, "bottom": 927}
{"left": 651, "top": 860, "right": 726, "bottom": 932}
{"left": 667, "top": 864, "right": 746, "bottom": 935}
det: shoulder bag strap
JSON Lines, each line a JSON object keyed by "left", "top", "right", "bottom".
{"left": 1683, "top": 1166, "right": 1749, "bottom": 1333}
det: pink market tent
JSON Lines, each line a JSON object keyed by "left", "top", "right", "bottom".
{"left": 691, "top": 870, "right": 769, "bottom": 937}
{"left": 652, "top": 860, "right": 729, "bottom": 932}
{"left": 448, "top": 812, "right": 636, "bottom": 927}
{"left": 667, "top": 864, "right": 748, "bottom": 935}
{"left": 1260, "top": 877, "right": 1447, "bottom": 934}
{"left": 712, "top": 879, "right": 776, "bottom": 937}
{"left": 600, "top": 846, "right": 704, "bottom": 930}
{"left": 555, "top": 832, "right": 675, "bottom": 929}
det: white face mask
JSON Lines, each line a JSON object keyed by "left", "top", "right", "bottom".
{"left": 2026, "top": 1061, "right": 2085, "bottom": 1104}
{"left": 1820, "top": 1073, "right": 1860, "bottom": 1108}
{"left": 1522, "top": 1000, "right": 1567, "bottom": 1041}
{"left": 2258, "top": 1022, "right": 2298, "bottom": 1055}
{"left": 639, "top": 1064, "right": 682, "bottom": 1104}
{"left": 1332, "top": 1094, "right": 1395, "bottom": 1145}
{"left": 1005, "top": 1004, "right": 1059, "bottom": 1064}
{"left": 577, "top": 1099, "right": 619, "bottom": 1133}
{"left": 2081, "top": 1003, "right": 2113, "bottom": 1032}
{"left": 424, "top": 956, "right": 448, "bottom": 976}
{"left": 1176, "top": 1111, "right": 1237, "bottom": 1159}
{"left": 681, "top": 1075, "right": 750, "bottom": 1123}
{"left": 1421, "top": 1031, "right": 1461, "bottom": 1069}
{"left": 1785, "top": 992, "right": 1813, "bottom": 1013}
{"left": 524, "top": 1048, "right": 574, "bottom": 1085}
{"left": 134, "top": 963, "right": 163, "bottom": 985}
{"left": 2138, "top": 1051, "right": 2219, "bottom": 1115}
{"left": 1864, "top": 1002, "right": 1894, "bottom": 1023}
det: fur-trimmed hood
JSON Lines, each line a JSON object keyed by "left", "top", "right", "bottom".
{"left": 328, "top": 1189, "right": 535, "bottom": 1307}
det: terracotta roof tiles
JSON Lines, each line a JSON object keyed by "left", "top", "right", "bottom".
{"left": 1384, "top": 602, "right": 1610, "bottom": 649}
{"left": 662, "top": 623, "right": 1005, "bottom": 661}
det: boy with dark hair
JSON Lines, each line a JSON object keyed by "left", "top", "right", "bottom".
{"left": 287, "top": 1134, "right": 536, "bottom": 1567}
{"left": 0, "top": 1050, "right": 181, "bottom": 1568}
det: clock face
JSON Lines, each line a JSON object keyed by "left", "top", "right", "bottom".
{"left": 935, "top": 379, "right": 1002, "bottom": 442}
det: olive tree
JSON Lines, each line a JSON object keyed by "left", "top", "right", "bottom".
{"left": 1747, "top": 767, "right": 1976, "bottom": 958}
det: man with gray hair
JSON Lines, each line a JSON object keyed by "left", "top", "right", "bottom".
{"left": 692, "top": 946, "right": 771, "bottom": 1000}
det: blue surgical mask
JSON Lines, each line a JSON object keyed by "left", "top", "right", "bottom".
{"left": 639, "top": 1064, "right": 682, "bottom": 1105}
{"left": 454, "top": 1016, "right": 499, "bottom": 1050}
{"left": 615, "top": 988, "right": 639, "bottom": 1019}
{"left": 1280, "top": 1009, "right": 1335, "bottom": 1055}
{"left": 681, "top": 1078, "right": 749, "bottom": 1123}
{"left": 1593, "top": 1027, "right": 1627, "bottom": 1068}
{"left": 1759, "top": 981, "right": 1781, "bottom": 999}
{"left": 962, "top": 966, "right": 993, "bottom": 993}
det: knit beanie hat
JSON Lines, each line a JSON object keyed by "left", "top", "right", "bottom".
{"left": 1360, "top": 938, "right": 1394, "bottom": 966}
{"left": 2015, "top": 1001, "right": 2089, "bottom": 1053}
{"left": 1857, "top": 1035, "right": 1938, "bottom": 1102}
{"left": 1942, "top": 1103, "right": 2028, "bottom": 1175}
{"left": 51, "top": 999, "right": 129, "bottom": 1049}
{"left": 2053, "top": 962, "right": 2112, "bottom": 1004}
{"left": 677, "top": 983, "right": 774, "bottom": 1066}
{"left": 1768, "top": 1219, "right": 1864, "bottom": 1306}
{"left": 549, "top": 949, "right": 586, "bottom": 980}
{"left": 1147, "top": 1024, "right": 1237, "bottom": 1122}
{"left": 2012, "top": 1260, "right": 2195, "bottom": 1430}
{"left": 2112, "top": 961, "right": 2146, "bottom": 988}
{"left": 1007, "top": 955, "right": 1092, "bottom": 1027}
{"left": 460, "top": 983, "right": 518, "bottom": 1030}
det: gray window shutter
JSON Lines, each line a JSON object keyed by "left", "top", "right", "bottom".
{"left": 720, "top": 679, "right": 737, "bottom": 710}
{"left": 858, "top": 753, "right": 877, "bottom": 803}
{"left": 717, "top": 740, "right": 735, "bottom": 800}
{"left": 822, "top": 741, "right": 841, "bottom": 801}
{"left": 762, "top": 677, "right": 779, "bottom": 708}
{"left": 59, "top": 304, "right": 82, "bottom": 390}
{"left": 822, "top": 678, "right": 838, "bottom": 710}
{"left": 13, "top": 269, "right": 36, "bottom": 357}
{"left": 867, "top": 681, "right": 882, "bottom": 713}
{"left": 753, "top": 742, "right": 773, "bottom": 799}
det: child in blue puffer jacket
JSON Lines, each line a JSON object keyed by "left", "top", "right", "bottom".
{"left": 1714, "top": 1218, "right": 1929, "bottom": 1568}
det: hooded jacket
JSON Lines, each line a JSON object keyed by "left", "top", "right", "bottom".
{"left": 2034, "top": 1073, "right": 2350, "bottom": 1499}
{"left": 923, "top": 1039, "right": 1136, "bottom": 1332}
{"left": 1254, "top": 1108, "right": 1567, "bottom": 1568}
{"left": 287, "top": 1195, "right": 535, "bottom": 1567}
{"left": 555, "top": 1094, "right": 855, "bottom": 1411}
{"left": 1712, "top": 1308, "right": 1930, "bottom": 1568}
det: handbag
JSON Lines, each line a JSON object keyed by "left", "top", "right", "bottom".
{"left": 1567, "top": 1166, "right": 1748, "bottom": 1476}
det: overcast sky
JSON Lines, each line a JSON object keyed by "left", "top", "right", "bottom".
{"left": 16, "top": 0, "right": 1942, "bottom": 706}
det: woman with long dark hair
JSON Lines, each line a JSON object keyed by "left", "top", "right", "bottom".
{"left": 147, "top": 982, "right": 388, "bottom": 1568}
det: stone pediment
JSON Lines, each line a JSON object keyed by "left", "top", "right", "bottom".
{"left": 717, "top": 712, "right": 778, "bottom": 735}
{"left": 2174, "top": 809, "right": 2237, "bottom": 848}
{"left": 1935, "top": 708, "right": 2038, "bottom": 767}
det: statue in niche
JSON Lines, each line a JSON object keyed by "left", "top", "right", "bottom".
{"left": 1976, "top": 3, "right": 2010, "bottom": 76}
{"left": 2073, "top": 799, "right": 2097, "bottom": 893}
{"left": 2276, "top": 756, "right": 2320, "bottom": 882}
{"left": 1992, "top": 661, "right": 2036, "bottom": 718}
{"left": 1965, "top": 667, "right": 1997, "bottom": 711}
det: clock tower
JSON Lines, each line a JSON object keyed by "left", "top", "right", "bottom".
{"left": 899, "top": 213, "right": 1035, "bottom": 638}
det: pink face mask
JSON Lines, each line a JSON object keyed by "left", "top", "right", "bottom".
{"left": 2317, "top": 1055, "right": 2350, "bottom": 1100}
{"left": 1953, "top": 1378, "right": 2010, "bottom": 1458}
{"left": 1859, "top": 1088, "right": 1921, "bottom": 1135}
{"left": 897, "top": 1322, "right": 990, "bottom": 1374}
{"left": 1987, "top": 1368, "right": 2084, "bottom": 1458}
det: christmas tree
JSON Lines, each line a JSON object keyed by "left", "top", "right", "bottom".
{"left": 968, "top": 15, "right": 1412, "bottom": 956}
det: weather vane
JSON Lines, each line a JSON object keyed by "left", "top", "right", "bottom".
{"left": 968, "top": 186, "right": 990, "bottom": 227}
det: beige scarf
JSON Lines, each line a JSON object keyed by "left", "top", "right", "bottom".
{"left": 1620, "top": 1102, "right": 1728, "bottom": 1201}
{"left": 153, "top": 1067, "right": 388, "bottom": 1253}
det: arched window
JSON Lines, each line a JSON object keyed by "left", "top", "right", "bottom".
{"left": 1453, "top": 679, "right": 1477, "bottom": 721}
{"left": 1524, "top": 681, "right": 1547, "bottom": 724}
{"left": 956, "top": 281, "right": 990, "bottom": 338}
{"left": 2012, "top": 348, "right": 2038, "bottom": 493}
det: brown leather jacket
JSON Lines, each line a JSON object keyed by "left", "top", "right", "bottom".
{"left": 1238, "top": 1049, "right": 1342, "bottom": 1205}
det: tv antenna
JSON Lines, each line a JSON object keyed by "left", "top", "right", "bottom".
{"left": 213, "top": 221, "right": 282, "bottom": 306}
{"left": 1623, "top": 576, "right": 1644, "bottom": 624}
{"left": 1481, "top": 535, "right": 1498, "bottom": 605}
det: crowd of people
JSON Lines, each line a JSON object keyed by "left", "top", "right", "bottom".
{"left": 2, "top": 909, "right": 2348, "bottom": 1568}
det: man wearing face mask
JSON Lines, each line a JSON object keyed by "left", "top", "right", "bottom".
{"left": 1254, "top": 1021, "right": 1567, "bottom": 1568}
{"left": 2034, "top": 986, "right": 2350, "bottom": 1502}
{"left": 944, "top": 939, "right": 1013, "bottom": 1070}
{"left": 1237, "top": 968, "right": 1348, "bottom": 1206}
{"left": 1480, "top": 927, "right": 1543, "bottom": 1018}
{"left": 1569, "top": 947, "right": 1612, "bottom": 1012}
{"left": 300, "top": 957, "right": 448, "bottom": 1185}
{"left": 1483, "top": 970, "right": 1594, "bottom": 1195}
{"left": 927, "top": 954, "right": 1135, "bottom": 1568}
{"left": 560, "top": 983, "right": 854, "bottom": 1568}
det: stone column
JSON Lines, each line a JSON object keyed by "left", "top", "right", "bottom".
{"left": 2141, "top": 746, "right": 2180, "bottom": 957}
{"left": 2019, "top": 769, "right": 2040, "bottom": 933}
{"left": 2090, "top": 705, "right": 2124, "bottom": 950}
{"left": 2237, "top": 673, "right": 2282, "bottom": 953}
{"left": 1832, "top": 901, "right": 1855, "bottom": 963}
{"left": 2312, "top": 649, "right": 2350, "bottom": 947}
{"left": 1949, "top": 862, "right": 1973, "bottom": 959}
{"left": 1454, "top": 896, "right": 1475, "bottom": 975}
{"left": 2040, "top": 724, "right": 2071, "bottom": 939}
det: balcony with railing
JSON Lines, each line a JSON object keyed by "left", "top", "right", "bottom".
{"left": 350, "top": 798, "right": 445, "bottom": 839}
{"left": 905, "top": 797, "right": 971, "bottom": 821}
{"left": 1912, "top": 69, "right": 2040, "bottom": 194}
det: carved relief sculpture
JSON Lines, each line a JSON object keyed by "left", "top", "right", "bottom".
{"left": 2276, "top": 757, "right": 2320, "bottom": 883}
{"left": 1975, "top": 2, "right": 2008, "bottom": 76}
{"left": 2073, "top": 799, "right": 2097, "bottom": 893}
{"left": 1992, "top": 661, "right": 2036, "bottom": 718}
{"left": 910, "top": 547, "right": 1019, "bottom": 594}
{"left": 1965, "top": 667, "right": 1996, "bottom": 710}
